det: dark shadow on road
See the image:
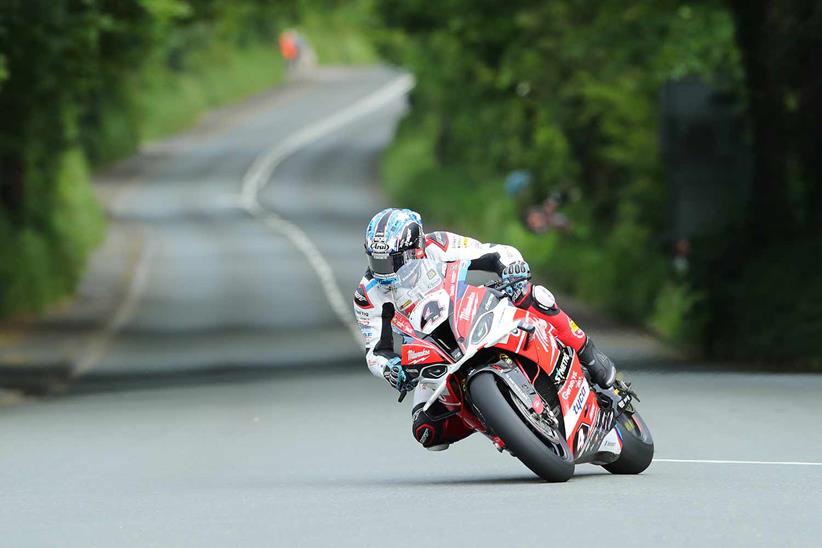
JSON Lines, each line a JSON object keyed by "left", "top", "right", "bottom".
{"left": 228, "top": 470, "right": 611, "bottom": 491}
{"left": 58, "top": 359, "right": 364, "bottom": 398}
{"left": 377, "top": 469, "right": 608, "bottom": 487}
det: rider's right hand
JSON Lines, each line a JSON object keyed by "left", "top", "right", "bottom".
{"left": 501, "top": 260, "right": 532, "bottom": 302}
{"left": 383, "top": 356, "right": 418, "bottom": 393}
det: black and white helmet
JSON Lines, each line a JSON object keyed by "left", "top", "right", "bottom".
{"left": 364, "top": 208, "right": 424, "bottom": 285}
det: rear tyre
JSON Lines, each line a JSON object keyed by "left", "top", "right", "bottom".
{"left": 603, "top": 412, "right": 654, "bottom": 474}
{"left": 469, "top": 372, "right": 574, "bottom": 482}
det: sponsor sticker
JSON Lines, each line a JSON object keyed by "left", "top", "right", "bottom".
{"left": 353, "top": 285, "right": 372, "bottom": 309}
{"left": 568, "top": 319, "right": 584, "bottom": 338}
{"left": 407, "top": 349, "right": 431, "bottom": 364}
{"left": 554, "top": 350, "right": 571, "bottom": 382}
{"left": 560, "top": 369, "right": 583, "bottom": 401}
{"left": 572, "top": 383, "right": 588, "bottom": 415}
{"left": 459, "top": 292, "right": 477, "bottom": 322}
{"left": 533, "top": 318, "right": 551, "bottom": 351}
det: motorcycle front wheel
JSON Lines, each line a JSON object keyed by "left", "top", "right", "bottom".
{"left": 469, "top": 372, "right": 574, "bottom": 482}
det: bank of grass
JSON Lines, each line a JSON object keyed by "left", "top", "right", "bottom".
{"left": 0, "top": 148, "right": 104, "bottom": 316}
{"left": 299, "top": 2, "right": 378, "bottom": 65}
{"left": 140, "top": 43, "right": 286, "bottom": 140}
{"left": 144, "top": 9, "right": 378, "bottom": 141}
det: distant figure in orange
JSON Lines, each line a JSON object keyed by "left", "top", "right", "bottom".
{"left": 278, "top": 30, "right": 301, "bottom": 69}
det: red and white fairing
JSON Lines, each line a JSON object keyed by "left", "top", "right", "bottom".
{"left": 391, "top": 259, "right": 622, "bottom": 462}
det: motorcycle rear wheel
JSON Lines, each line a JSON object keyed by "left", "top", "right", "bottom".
{"left": 469, "top": 372, "right": 574, "bottom": 482}
{"left": 602, "top": 412, "right": 654, "bottom": 474}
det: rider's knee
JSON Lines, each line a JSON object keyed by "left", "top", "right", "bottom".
{"left": 412, "top": 404, "right": 440, "bottom": 447}
{"left": 411, "top": 404, "right": 440, "bottom": 447}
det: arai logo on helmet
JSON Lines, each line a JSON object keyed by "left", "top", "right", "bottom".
{"left": 372, "top": 234, "right": 389, "bottom": 255}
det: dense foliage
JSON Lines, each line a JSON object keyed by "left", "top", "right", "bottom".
{"left": 0, "top": 0, "right": 373, "bottom": 317}
{"left": 376, "top": 0, "right": 822, "bottom": 366}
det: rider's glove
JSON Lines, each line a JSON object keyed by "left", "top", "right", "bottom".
{"left": 383, "top": 356, "right": 418, "bottom": 393}
{"left": 501, "top": 260, "right": 532, "bottom": 303}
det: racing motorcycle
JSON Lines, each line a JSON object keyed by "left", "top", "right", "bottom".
{"left": 391, "top": 258, "right": 654, "bottom": 482}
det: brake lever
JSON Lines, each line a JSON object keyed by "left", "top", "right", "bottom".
{"left": 398, "top": 390, "right": 408, "bottom": 403}
{"left": 486, "top": 278, "right": 513, "bottom": 290}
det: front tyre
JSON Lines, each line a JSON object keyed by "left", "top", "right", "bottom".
{"left": 469, "top": 372, "right": 574, "bottom": 482}
{"left": 603, "top": 412, "right": 654, "bottom": 474}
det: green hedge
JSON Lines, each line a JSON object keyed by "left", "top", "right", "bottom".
{"left": 377, "top": 0, "right": 822, "bottom": 367}
{"left": 0, "top": 148, "right": 104, "bottom": 315}
{"left": 0, "top": 0, "right": 374, "bottom": 318}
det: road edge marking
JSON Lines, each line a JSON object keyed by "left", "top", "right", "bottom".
{"left": 240, "top": 73, "right": 415, "bottom": 348}
{"left": 74, "top": 235, "right": 155, "bottom": 375}
{"left": 654, "top": 458, "right": 822, "bottom": 467}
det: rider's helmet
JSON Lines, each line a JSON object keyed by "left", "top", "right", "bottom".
{"left": 364, "top": 208, "right": 424, "bottom": 285}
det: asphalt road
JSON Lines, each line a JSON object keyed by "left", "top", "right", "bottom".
{"left": 1, "top": 67, "right": 821, "bottom": 547}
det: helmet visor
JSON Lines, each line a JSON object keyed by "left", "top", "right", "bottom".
{"left": 368, "top": 250, "right": 415, "bottom": 279}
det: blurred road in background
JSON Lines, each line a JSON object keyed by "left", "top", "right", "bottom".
{"left": 1, "top": 67, "right": 820, "bottom": 546}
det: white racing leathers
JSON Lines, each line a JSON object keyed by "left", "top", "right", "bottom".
{"left": 352, "top": 231, "right": 528, "bottom": 383}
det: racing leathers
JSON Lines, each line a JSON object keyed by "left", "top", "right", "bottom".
{"left": 353, "top": 230, "right": 614, "bottom": 449}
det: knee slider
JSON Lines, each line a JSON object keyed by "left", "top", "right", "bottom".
{"left": 412, "top": 405, "right": 440, "bottom": 447}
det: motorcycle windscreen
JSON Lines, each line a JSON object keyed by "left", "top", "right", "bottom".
{"left": 453, "top": 287, "right": 500, "bottom": 351}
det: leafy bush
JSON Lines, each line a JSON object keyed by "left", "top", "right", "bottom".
{"left": 375, "top": 0, "right": 742, "bottom": 353}
{"left": 0, "top": 0, "right": 374, "bottom": 317}
{"left": 0, "top": 147, "right": 104, "bottom": 315}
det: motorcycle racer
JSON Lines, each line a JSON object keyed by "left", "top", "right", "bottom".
{"left": 353, "top": 208, "right": 617, "bottom": 450}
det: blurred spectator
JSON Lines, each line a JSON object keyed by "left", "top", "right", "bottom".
{"left": 672, "top": 237, "right": 691, "bottom": 276}
{"left": 524, "top": 192, "right": 571, "bottom": 235}
{"left": 504, "top": 170, "right": 532, "bottom": 196}
{"left": 278, "top": 30, "right": 303, "bottom": 69}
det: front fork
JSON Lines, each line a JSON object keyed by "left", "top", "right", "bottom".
{"left": 589, "top": 378, "right": 639, "bottom": 464}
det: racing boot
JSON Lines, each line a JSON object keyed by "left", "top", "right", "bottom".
{"left": 577, "top": 337, "right": 617, "bottom": 389}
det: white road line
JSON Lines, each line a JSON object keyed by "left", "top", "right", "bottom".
{"left": 655, "top": 458, "right": 822, "bottom": 467}
{"left": 240, "top": 73, "right": 416, "bottom": 348}
{"left": 74, "top": 238, "right": 155, "bottom": 375}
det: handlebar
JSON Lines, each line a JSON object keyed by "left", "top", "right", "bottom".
{"left": 484, "top": 278, "right": 517, "bottom": 291}
{"left": 484, "top": 277, "right": 521, "bottom": 299}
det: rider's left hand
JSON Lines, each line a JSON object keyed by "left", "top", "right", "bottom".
{"left": 383, "top": 357, "right": 419, "bottom": 393}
